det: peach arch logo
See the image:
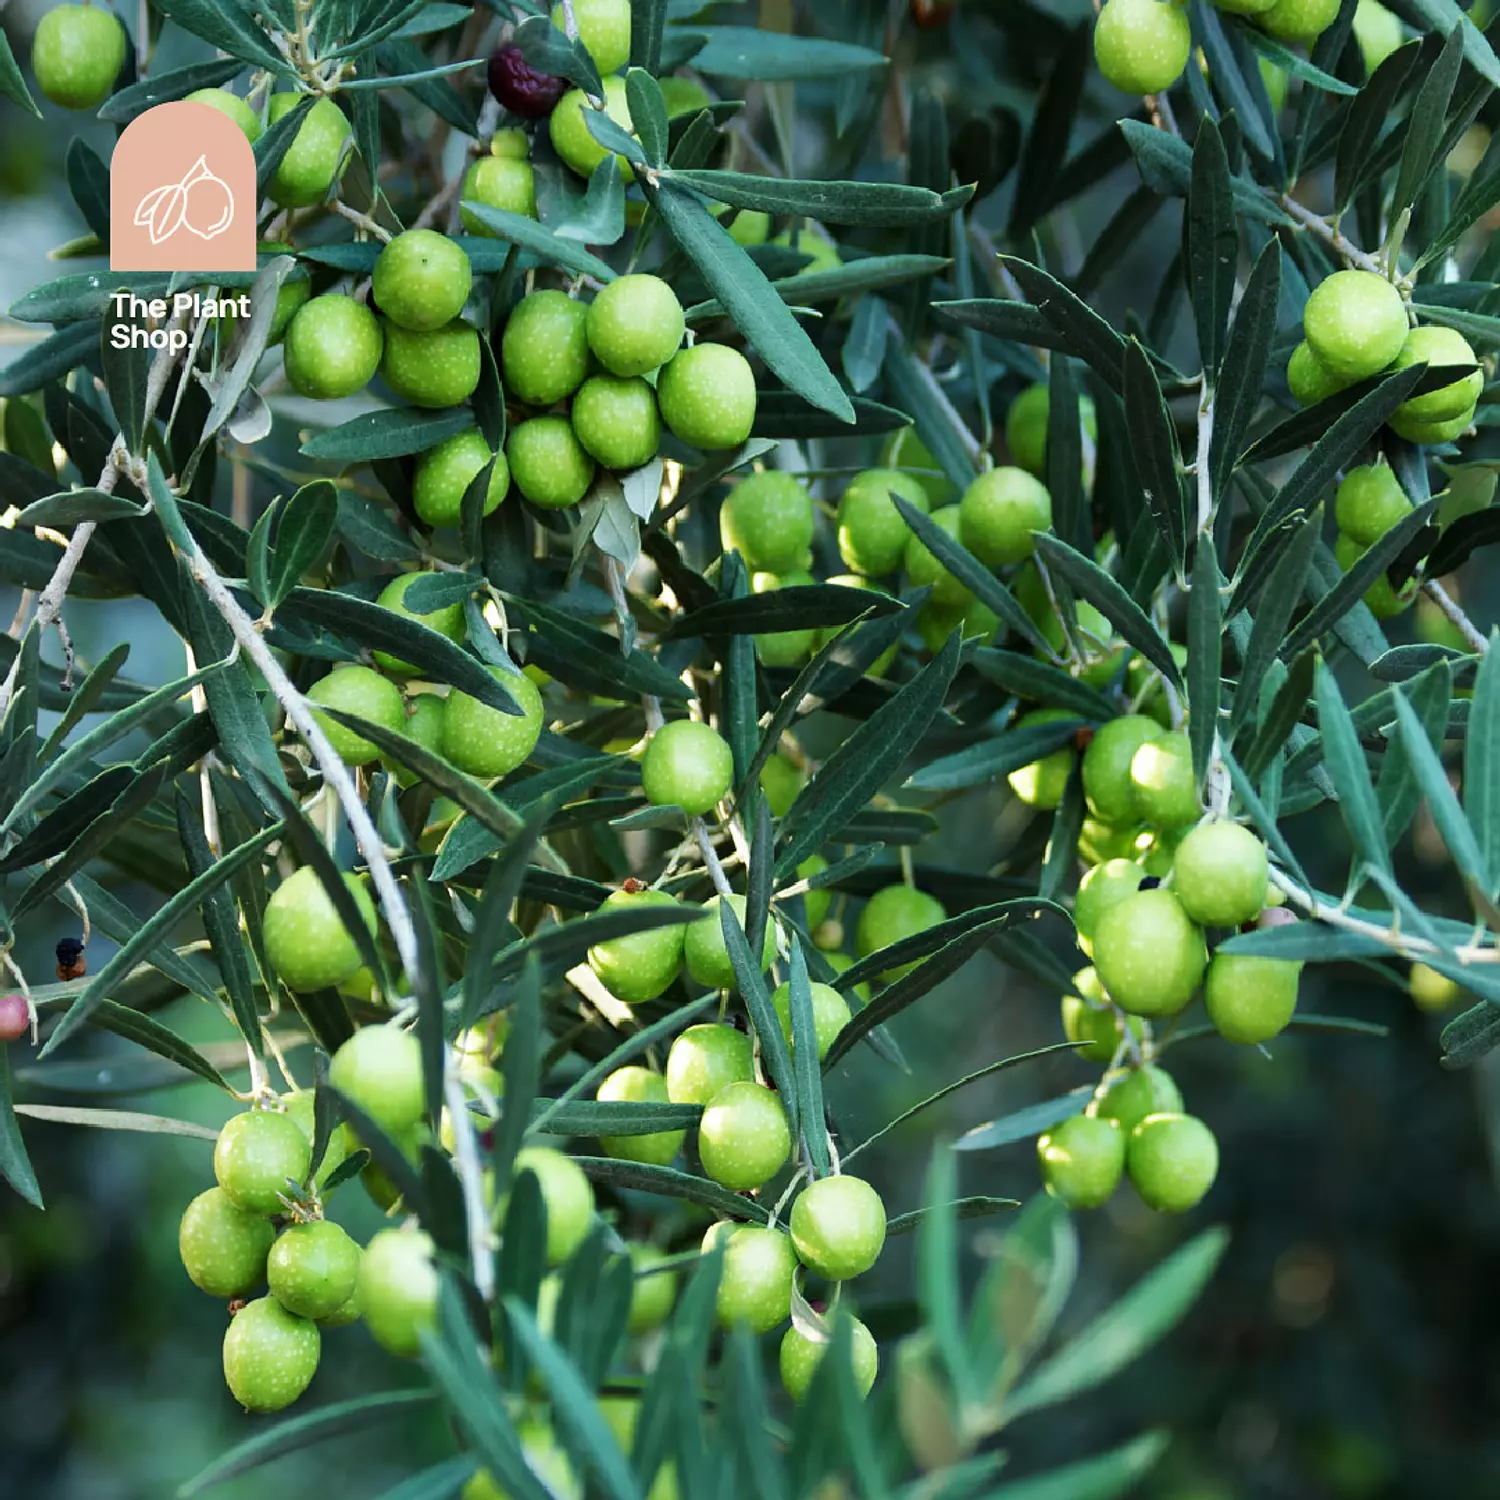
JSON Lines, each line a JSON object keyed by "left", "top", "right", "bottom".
{"left": 110, "top": 100, "right": 257, "bottom": 272}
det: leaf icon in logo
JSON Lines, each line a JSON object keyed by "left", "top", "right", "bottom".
{"left": 131, "top": 156, "right": 236, "bottom": 245}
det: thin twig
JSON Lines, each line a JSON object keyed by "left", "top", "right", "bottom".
{"left": 445, "top": 1066, "right": 496, "bottom": 1299}
{"left": 1268, "top": 867, "right": 1500, "bottom": 965}
{"left": 693, "top": 819, "right": 736, "bottom": 899}
{"left": 1278, "top": 194, "right": 1389, "bottom": 279}
{"left": 1423, "top": 578, "right": 1488, "bottom": 654}
{"left": 329, "top": 199, "right": 394, "bottom": 242}
{"left": 181, "top": 537, "right": 421, "bottom": 987}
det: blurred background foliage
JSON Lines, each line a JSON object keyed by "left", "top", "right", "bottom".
{"left": 5, "top": 0, "right": 1500, "bottom": 1497}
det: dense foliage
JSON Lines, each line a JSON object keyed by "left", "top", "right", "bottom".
{"left": 2, "top": 0, "right": 1500, "bottom": 1495}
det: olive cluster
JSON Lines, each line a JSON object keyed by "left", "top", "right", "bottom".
{"left": 1091, "top": 0, "right": 1405, "bottom": 98}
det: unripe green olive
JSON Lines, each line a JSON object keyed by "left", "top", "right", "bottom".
{"left": 880, "top": 426, "right": 956, "bottom": 506}
{"left": 1073, "top": 857, "right": 1146, "bottom": 952}
{"left": 780, "top": 1316, "right": 879, "bottom": 1402}
{"left": 1078, "top": 816, "right": 1148, "bottom": 868}
{"left": 1128, "top": 729, "right": 1199, "bottom": 830}
{"left": 1126, "top": 1112, "right": 1219, "bottom": 1212}
{"left": 308, "top": 664, "right": 406, "bottom": 766}
{"left": 597, "top": 1065, "right": 684, "bottom": 1166}
{"left": 266, "top": 94, "right": 352, "bottom": 208}
{"left": 359, "top": 1227, "right": 438, "bottom": 1357}
{"left": 837, "top": 469, "right": 931, "bottom": 576}
{"left": 627, "top": 1245, "right": 679, "bottom": 1333}
{"left": 759, "top": 753, "right": 805, "bottom": 818}
{"left": 1391, "top": 325, "right": 1483, "bottom": 425}
{"left": 1204, "top": 952, "right": 1301, "bottom": 1044}
{"left": 720, "top": 470, "right": 815, "bottom": 574}
{"left": 1259, "top": 0, "right": 1341, "bottom": 42}
{"left": 1333, "top": 531, "right": 1413, "bottom": 617}
{"left": 752, "top": 570, "right": 818, "bottom": 668}
{"left": 329, "top": 1023, "right": 425, "bottom": 1140}
{"left": 1302, "top": 269, "right": 1408, "bottom": 383}
{"left": 1286, "top": 340, "right": 1347, "bottom": 406}
{"left": 1171, "top": 821, "right": 1269, "bottom": 926}
{"left": 1386, "top": 404, "right": 1475, "bottom": 445}
{"left": 31, "top": 4, "right": 126, "bottom": 110}
{"left": 771, "top": 979, "right": 851, "bottom": 1060}
{"left": 215, "top": 1109, "right": 313, "bottom": 1216}
{"left": 796, "top": 854, "right": 833, "bottom": 931}
{"left": 513, "top": 1146, "right": 595, "bottom": 1264}
{"left": 1037, "top": 1112, "right": 1126, "bottom": 1208}
{"left": 1100, "top": 1063, "right": 1183, "bottom": 1133}
{"left": 223, "top": 1296, "right": 320, "bottom": 1411}
{"left": 1353, "top": 0, "right": 1404, "bottom": 69}
{"left": 283, "top": 295, "right": 383, "bottom": 400}
{"left": 1061, "top": 967, "right": 1142, "bottom": 1061}
{"left": 664, "top": 1023, "right": 753, "bottom": 1105}
{"left": 1007, "top": 708, "right": 1077, "bottom": 810}
{"left": 904, "top": 505, "right": 972, "bottom": 608}
{"left": 507, "top": 415, "right": 597, "bottom": 510}
{"left": 1091, "top": 887, "right": 1207, "bottom": 1016}
{"left": 263, "top": 867, "right": 377, "bottom": 995}
{"left": 268, "top": 1219, "right": 362, "bottom": 1320}
{"left": 1409, "top": 961, "right": 1462, "bottom": 1012}
{"left": 551, "top": 0, "right": 631, "bottom": 73}
{"left": 381, "top": 320, "right": 481, "bottom": 408}
{"left": 1004, "top": 385, "right": 1096, "bottom": 479}
{"left": 698, "top": 1081, "right": 791, "bottom": 1191}
{"left": 373, "top": 573, "right": 468, "bottom": 673}
{"left": 789, "top": 1175, "right": 886, "bottom": 1281}
{"left": 656, "top": 343, "right": 757, "bottom": 450}
{"left": 587, "top": 888, "right": 686, "bottom": 1004}
{"left": 641, "top": 719, "right": 734, "bottom": 816}
{"left": 957, "top": 467, "right": 1052, "bottom": 567}
{"left": 186, "top": 88, "right": 262, "bottom": 141}
{"left": 683, "top": 893, "right": 776, "bottom": 988}
{"left": 1093, "top": 0, "right": 1191, "bottom": 95}
{"left": 461, "top": 155, "right": 537, "bottom": 229}
{"left": 179, "top": 1187, "right": 276, "bottom": 1298}
{"left": 281, "top": 1090, "right": 359, "bottom": 1193}
{"left": 441, "top": 664, "right": 544, "bottom": 779}
{"left": 570, "top": 374, "right": 661, "bottom": 470}
{"left": 709, "top": 1223, "right": 798, "bottom": 1333}
{"left": 372, "top": 230, "right": 472, "bottom": 333}
{"left": 855, "top": 884, "right": 946, "bottom": 981}
{"left": 550, "top": 77, "right": 638, "bottom": 181}
{"left": 1082, "top": 714, "right": 1163, "bottom": 824}
{"left": 1334, "top": 462, "right": 1412, "bottom": 548}
{"left": 587, "top": 273, "right": 686, "bottom": 378}
{"left": 502, "top": 290, "right": 590, "bottom": 406}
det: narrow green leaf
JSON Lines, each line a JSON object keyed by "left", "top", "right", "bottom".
{"left": 825, "top": 902, "right": 1051, "bottom": 1069}
{"left": 1466, "top": 633, "right": 1500, "bottom": 890}
{"left": 269, "top": 481, "right": 337, "bottom": 607}
{"left": 1032, "top": 534, "right": 1183, "bottom": 687}
{"left": 1405, "top": 0, "right": 1500, "bottom": 88}
{"left": 684, "top": 26, "right": 888, "bottom": 80}
{"left": 684, "top": 255, "right": 951, "bottom": 323}
{"left": 720, "top": 899, "right": 798, "bottom": 1138}
{"left": 630, "top": 0, "right": 666, "bottom": 71}
{"left": 0, "top": 1048, "right": 42, "bottom": 1207}
{"left": 1314, "top": 667, "right": 1390, "bottom": 876}
{"left": 776, "top": 633, "right": 961, "bottom": 878}
{"left": 652, "top": 183, "right": 853, "bottom": 422}
{"left": 980, "top": 1432, "right": 1169, "bottom": 1500}
{"left": 1007, "top": 1228, "right": 1228, "bottom": 1417}
{"left": 41, "top": 823, "right": 282, "bottom": 1057}
{"left": 1002, "top": 257, "right": 1127, "bottom": 393}
{"left": 1233, "top": 510, "right": 1320, "bottom": 734}
{"left": 100, "top": 298, "right": 149, "bottom": 453}
{"left": 969, "top": 649, "right": 1116, "bottom": 719}
{"left": 1187, "top": 117, "right": 1236, "bottom": 376}
{"left": 1118, "top": 120, "right": 1292, "bottom": 226}
{"left": 573, "top": 1155, "right": 770, "bottom": 1222}
{"left": 787, "top": 938, "right": 828, "bottom": 1177}
{"left": 300, "top": 407, "right": 474, "bottom": 464}
{"left": 1208, "top": 240, "right": 1280, "bottom": 504}
{"left": 1393, "top": 25, "right": 1466, "bottom": 215}
{"left": 894, "top": 499, "right": 1047, "bottom": 653}
{"left": 905, "top": 719, "right": 1085, "bottom": 794}
{"left": 1121, "top": 339, "right": 1187, "bottom": 572}
{"left": 663, "top": 583, "right": 899, "bottom": 640}
{"left": 954, "top": 1088, "right": 1092, "bottom": 1152}
{"left": 0, "top": 28, "right": 40, "bottom": 116}
{"left": 918, "top": 1147, "right": 970, "bottom": 1399}
{"left": 888, "top": 1196, "right": 1020, "bottom": 1235}
{"left": 459, "top": 201, "right": 618, "bottom": 282}
{"left": 1392, "top": 687, "right": 1490, "bottom": 896}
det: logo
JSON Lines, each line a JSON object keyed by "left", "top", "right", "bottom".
{"left": 110, "top": 101, "right": 257, "bottom": 272}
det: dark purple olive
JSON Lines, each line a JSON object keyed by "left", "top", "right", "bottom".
{"left": 488, "top": 44, "right": 567, "bottom": 119}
